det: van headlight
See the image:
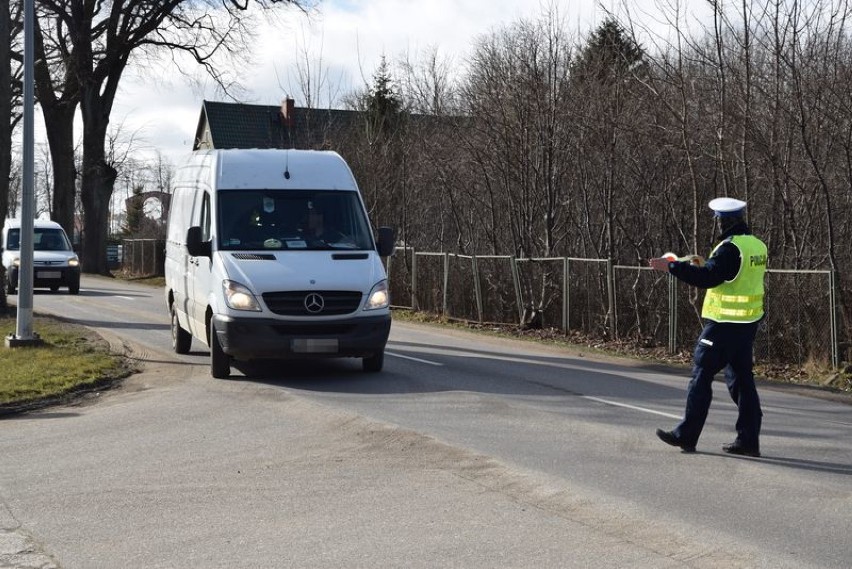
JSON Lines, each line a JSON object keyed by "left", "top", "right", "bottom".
{"left": 12, "top": 257, "right": 20, "bottom": 267}
{"left": 68, "top": 257, "right": 80, "bottom": 267}
{"left": 364, "top": 280, "right": 390, "bottom": 310}
{"left": 222, "top": 280, "right": 261, "bottom": 311}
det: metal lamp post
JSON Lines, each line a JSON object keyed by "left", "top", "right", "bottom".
{"left": 6, "top": 0, "right": 41, "bottom": 348}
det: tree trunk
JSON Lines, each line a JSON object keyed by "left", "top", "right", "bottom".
{"left": 80, "top": 114, "right": 117, "bottom": 275}
{"left": 0, "top": 1, "right": 11, "bottom": 314}
{"left": 41, "top": 102, "right": 77, "bottom": 238}
{"left": 0, "top": 1, "right": 10, "bottom": 209}
{"left": 33, "top": 14, "right": 80, "bottom": 242}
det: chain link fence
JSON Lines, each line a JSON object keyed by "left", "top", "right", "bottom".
{"left": 121, "top": 239, "right": 166, "bottom": 277}
{"left": 388, "top": 248, "right": 842, "bottom": 369}
{"left": 107, "top": 241, "right": 842, "bottom": 367}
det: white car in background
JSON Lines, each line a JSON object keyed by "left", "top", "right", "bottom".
{"left": 1, "top": 218, "right": 81, "bottom": 295}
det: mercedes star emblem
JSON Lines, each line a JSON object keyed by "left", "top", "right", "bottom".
{"left": 304, "top": 293, "right": 325, "bottom": 313}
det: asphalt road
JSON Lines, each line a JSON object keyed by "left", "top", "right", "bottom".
{"left": 1, "top": 275, "right": 850, "bottom": 568}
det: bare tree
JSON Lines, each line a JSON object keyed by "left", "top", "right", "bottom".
{"left": 462, "top": 12, "right": 574, "bottom": 260}
{"left": 0, "top": 1, "right": 23, "bottom": 314}
{"left": 34, "top": 0, "right": 313, "bottom": 274}
{"left": 31, "top": 6, "right": 80, "bottom": 241}
{"left": 343, "top": 57, "right": 408, "bottom": 232}
{"left": 397, "top": 46, "right": 459, "bottom": 116}
{"left": 148, "top": 151, "right": 175, "bottom": 193}
{"left": 0, "top": 1, "right": 22, "bottom": 204}
{"left": 35, "top": 142, "right": 54, "bottom": 218}
{"left": 280, "top": 24, "right": 345, "bottom": 110}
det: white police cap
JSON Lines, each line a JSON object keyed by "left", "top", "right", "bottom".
{"left": 708, "top": 197, "right": 746, "bottom": 217}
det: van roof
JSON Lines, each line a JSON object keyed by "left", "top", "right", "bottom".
{"left": 208, "top": 149, "right": 358, "bottom": 191}
{"left": 3, "top": 219, "right": 63, "bottom": 230}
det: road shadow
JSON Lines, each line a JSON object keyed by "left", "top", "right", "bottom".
{"left": 75, "top": 289, "right": 152, "bottom": 298}
{"left": 233, "top": 339, "right": 689, "bottom": 403}
{"left": 27, "top": 288, "right": 151, "bottom": 298}
{"left": 1, "top": 411, "right": 82, "bottom": 421}
{"left": 62, "top": 318, "right": 169, "bottom": 331}
{"left": 713, "top": 451, "right": 852, "bottom": 476}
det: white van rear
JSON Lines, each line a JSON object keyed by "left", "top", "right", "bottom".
{"left": 164, "top": 149, "right": 395, "bottom": 378}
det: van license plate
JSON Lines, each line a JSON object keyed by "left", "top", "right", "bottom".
{"left": 292, "top": 339, "right": 338, "bottom": 353}
{"left": 37, "top": 271, "right": 61, "bottom": 279}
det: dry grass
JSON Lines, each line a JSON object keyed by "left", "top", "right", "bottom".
{"left": 0, "top": 312, "right": 133, "bottom": 411}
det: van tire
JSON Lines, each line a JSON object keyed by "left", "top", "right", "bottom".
{"left": 5, "top": 278, "right": 15, "bottom": 296}
{"left": 362, "top": 350, "right": 384, "bottom": 372}
{"left": 171, "top": 304, "right": 192, "bottom": 354}
{"left": 210, "top": 323, "right": 230, "bottom": 379}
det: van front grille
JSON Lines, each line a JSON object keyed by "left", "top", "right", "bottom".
{"left": 262, "top": 291, "right": 363, "bottom": 316}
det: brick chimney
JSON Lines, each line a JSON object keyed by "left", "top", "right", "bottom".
{"left": 280, "top": 97, "right": 295, "bottom": 128}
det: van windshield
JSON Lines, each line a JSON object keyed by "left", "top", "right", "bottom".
{"left": 6, "top": 228, "right": 72, "bottom": 251}
{"left": 217, "top": 190, "right": 375, "bottom": 251}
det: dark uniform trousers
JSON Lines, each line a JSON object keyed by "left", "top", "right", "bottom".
{"left": 672, "top": 319, "right": 763, "bottom": 448}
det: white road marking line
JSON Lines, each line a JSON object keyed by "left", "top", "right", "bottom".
{"left": 116, "top": 295, "right": 135, "bottom": 301}
{"left": 386, "top": 351, "right": 444, "bottom": 366}
{"left": 389, "top": 343, "right": 683, "bottom": 417}
{"left": 582, "top": 395, "right": 682, "bottom": 420}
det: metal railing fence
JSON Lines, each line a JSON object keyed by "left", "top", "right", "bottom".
{"left": 121, "top": 239, "right": 166, "bottom": 277}
{"left": 387, "top": 247, "right": 841, "bottom": 368}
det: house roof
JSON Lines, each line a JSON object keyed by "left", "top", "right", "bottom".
{"left": 194, "top": 100, "right": 363, "bottom": 150}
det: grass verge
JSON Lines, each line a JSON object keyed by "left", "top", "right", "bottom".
{"left": 0, "top": 310, "right": 134, "bottom": 414}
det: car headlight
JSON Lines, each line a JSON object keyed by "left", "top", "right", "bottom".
{"left": 364, "top": 280, "right": 390, "bottom": 310}
{"left": 68, "top": 257, "right": 80, "bottom": 267}
{"left": 222, "top": 280, "right": 261, "bottom": 311}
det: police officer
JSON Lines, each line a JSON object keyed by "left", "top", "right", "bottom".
{"left": 649, "top": 197, "right": 767, "bottom": 457}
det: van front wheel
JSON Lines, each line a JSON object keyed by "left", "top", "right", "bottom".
{"left": 362, "top": 350, "right": 384, "bottom": 372}
{"left": 171, "top": 304, "right": 191, "bottom": 354}
{"left": 210, "top": 323, "right": 231, "bottom": 379}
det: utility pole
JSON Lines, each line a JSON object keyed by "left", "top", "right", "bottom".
{"left": 7, "top": 0, "right": 41, "bottom": 348}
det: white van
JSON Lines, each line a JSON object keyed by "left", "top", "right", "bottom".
{"left": 164, "top": 149, "right": 395, "bottom": 378}
{"left": 1, "top": 218, "right": 81, "bottom": 295}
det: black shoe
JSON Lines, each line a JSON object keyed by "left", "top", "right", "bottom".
{"left": 722, "top": 441, "right": 760, "bottom": 457}
{"left": 656, "top": 429, "right": 696, "bottom": 453}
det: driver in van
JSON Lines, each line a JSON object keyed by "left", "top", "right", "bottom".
{"left": 40, "top": 233, "right": 62, "bottom": 251}
{"left": 302, "top": 201, "right": 351, "bottom": 246}
{"left": 305, "top": 206, "right": 327, "bottom": 239}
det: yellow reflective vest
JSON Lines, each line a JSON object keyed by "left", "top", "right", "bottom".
{"left": 701, "top": 235, "right": 767, "bottom": 323}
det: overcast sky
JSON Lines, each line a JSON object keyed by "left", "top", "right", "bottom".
{"left": 30, "top": 0, "right": 707, "bottom": 173}
{"left": 109, "top": 0, "right": 609, "bottom": 164}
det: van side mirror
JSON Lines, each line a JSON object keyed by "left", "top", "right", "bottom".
{"left": 376, "top": 226, "right": 395, "bottom": 257}
{"left": 186, "top": 226, "right": 212, "bottom": 258}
